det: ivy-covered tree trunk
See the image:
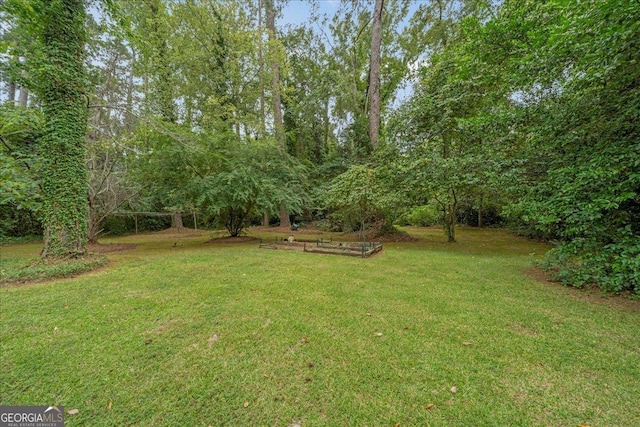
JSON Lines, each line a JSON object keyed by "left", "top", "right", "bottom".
{"left": 39, "top": 0, "right": 89, "bottom": 257}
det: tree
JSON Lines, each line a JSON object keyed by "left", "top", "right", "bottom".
{"left": 412, "top": 0, "right": 640, "bottom": 291}
{"left": 264, "top": 0, "right": 291, "bottom": 228}
{"left": 323, "top": 156, "right": 407, "bottom": 238}
{"left": 367, "top": 0, "right": 384, "bottom": 149}
{"left": 489, "top": 0, "right": 640, "bottom": 292}
{"left": 196, "top": 139, "right": 308, "bottom": 236}
{"left": 395, "top": 24, "right": 503, "bottom": 242}
{"left": 6, "top": 0, "right": 91, "bottom": 257}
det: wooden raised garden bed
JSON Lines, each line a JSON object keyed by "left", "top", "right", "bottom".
{"left": 259, "top": 238, "right": 382, "bottom": 258}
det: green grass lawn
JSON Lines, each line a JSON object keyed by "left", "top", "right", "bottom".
{"left": 1, "top": 227, "right": 638, "bottom": 426}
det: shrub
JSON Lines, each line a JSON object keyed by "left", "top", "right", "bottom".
{"left": 400, "top": 204, "right": 442, "bottom": 227}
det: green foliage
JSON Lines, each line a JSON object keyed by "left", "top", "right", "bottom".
{"left": 393, "top": 26, "right": 507, "bottom": 241}
{"left": 323, "top": 156, "right": 407, "bottom": 235}
{"left": 0, "top": 105, "right": 43, "bottom": 214}
{"left": 395, "top": 0, "right": 639, "bottom": 291}
{"left": 477, "top": 0, "right": 640, "bottom": 292}
{"left": 398, "top": 203, "right": 442, "bottom": 227}
{"left": 196, "top": 140, "right": 308, "bottom": 236}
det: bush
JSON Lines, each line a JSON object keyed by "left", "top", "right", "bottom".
{"left": 399, "top": 203, "right": 442, "bottom": 227}
{"left": 539, "top": 234, "right": 640, "bottom": 294}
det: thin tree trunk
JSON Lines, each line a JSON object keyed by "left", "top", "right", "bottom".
{"left": 88, "top": 195, "right": 99, "bottom": 244}
{"left": 367, "top": 0, "right": 384, "bottom": 150}
{"left": 323, "top": 96, "right": 330, "bottom": 154}
{"left": 265, "top": 0, "right": 290, "bottom": 227}
{"left": 125, "top": 48, "right": 136, "bottom": 132}
{"left": 279, "top": 203, "right": 290, "bottom": 228}
{"left": 478, "top": 193, "right": 483, "bottom": 228}
{"left": 445, "top": 189, "right": 457, "bottom": 242}
{"left": 266, "top": 0, "right": 284, "bottom": 148}
{"left": 18, "top": 86, "right": 28, "bottom": 107}
{"left": 258, "top": 0, "right": 266, "bottom": 136}
{"left": 263, "top": 212, "right": 270, "bottom": 227}
{"left": 8, "top": 81, "right": 16, "bottom": 103}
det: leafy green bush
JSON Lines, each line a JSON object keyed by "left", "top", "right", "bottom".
{"left": 539, "top": 232, "right": 640, "bottom": 294}
{"left": 399, "top": 204, "right": 442, "bottom": 227}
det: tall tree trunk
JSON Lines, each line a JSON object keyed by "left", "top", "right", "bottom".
{"left": 88, "top": 195, "right": 99, "bottom": 244}
{"left": 258, "top": 0, "right": 266, "bottom": 137}
{"left": 266, "top": 0, "right": 285, "bottom": 148}
{"left": 18, "top": 86, "right": 28, "bottom": 107}
{"left": 444, "top": 189, "right": 457, "bottom": 243}
{"left": 125, "top": 48, "right": 136, "bottom": 132}
{"left": 265, "top": 0, "right": 284, "bottom": 151}
{"left": 265, "top": 0, "right": 290, "bottom": 228}
{"left": 259, "top": 0, "right": 268, "bottom": 225}
{"left": 367, "top": 0, "right": 384, "bottom": 150}
{"left": 40, "top": 0, "right": 89, "bottom": 258}
{"left": 8, "top": 81, "right": 16, "bottom": 103}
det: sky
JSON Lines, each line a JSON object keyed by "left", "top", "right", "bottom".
{"left": 280, "top": 0, "right": 341, "bottom": 26}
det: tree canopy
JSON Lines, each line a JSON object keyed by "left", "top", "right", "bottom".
{"left": 1, "top": 0, "right": 638, "bottom": 293}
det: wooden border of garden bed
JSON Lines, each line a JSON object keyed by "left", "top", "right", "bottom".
{"left": 259, "top": 238, "right": 382, "bottom": 258}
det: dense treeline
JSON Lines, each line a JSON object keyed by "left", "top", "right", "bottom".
{"left": 1, "top": 0, "right": 638, "bottom": 292}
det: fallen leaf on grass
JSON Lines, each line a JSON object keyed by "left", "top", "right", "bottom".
{"left": 301, "top": 337, "right": 309, "bottom": 343}
{"left": 394, "top": 423, "right": 400, "bottom": 427}
{"left": 450, "top": 386, "right": 458, "bottom": 393}
{"left": 376, "top": 332, "right": 383, "bottom": 337}
{"left": 54, "top": 327, "right": 59, "bottom": 332}
{"left": 462, "top": 342, "right": 472, "bottom": 346}
{"left": 425, "top": 403, "right": 435, "bottom": 410}
{"left": 144, "top": 339, "right": 153, "bottom": 345}
{"left": 68, "top": 409, "right": 79, "bottom": 415}
{"left": 366, "top": 312, "right": 372, "bottom": 316}
{"left": 304, "top": 377, "right": 312, "bottom": 383}
{"left": 107, "top": 402, "right": 112, "bottom": 410}
{"left": 208, "top": 334, "right": 219, "bottom": 348}
{"left": 243, "top": 401, "right": 249, "bottom": 408}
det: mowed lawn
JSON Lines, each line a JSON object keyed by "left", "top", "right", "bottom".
{"left": 1, "top": 227, "right": 638, "bottom": 426}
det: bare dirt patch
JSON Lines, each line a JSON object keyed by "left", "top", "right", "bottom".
{"left": 205, "top": 236, "right": 258, "bottom": 244}
{"left": 88, "top": 243, "right": 138, "bottom": 253}
{"left": 155, "top": 227, "right": 203, "bottom": 235}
